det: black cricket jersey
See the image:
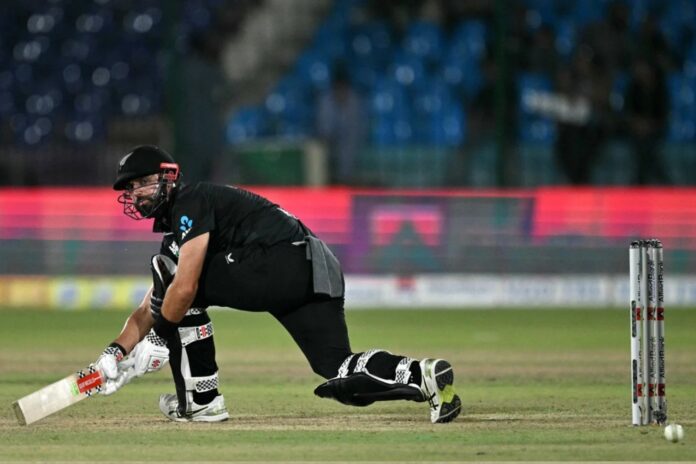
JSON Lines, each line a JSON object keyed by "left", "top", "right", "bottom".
{"left": 155, "top": 182, "right": 306, "bottom": 262}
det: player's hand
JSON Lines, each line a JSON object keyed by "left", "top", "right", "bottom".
{"left": 95, "top": 343, "right": 126, "bottom": 380}
{"left": 120, "top": 330, "right": 169, "bottom": 377}
{"left": 100, "top": 365, "right": 135, "bottom": 396}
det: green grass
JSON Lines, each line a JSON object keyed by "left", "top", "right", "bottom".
{"left": 1, "top": 308, "right": 695, "bottom": 461}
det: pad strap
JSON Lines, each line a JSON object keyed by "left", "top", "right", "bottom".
{"left": 184, "top": 372, "right": 219, "bottom": 393}
{"left": 178, "top": 322, "right": 214, "bottom": 347}
{"left": 337, "top": 354, "right": 355, "bottom": 378}
{"left": 354, "top": 349, "right": 389, "bottom": 374}
{"left": 394, "top": 357, "right": 415, "bottom": 384}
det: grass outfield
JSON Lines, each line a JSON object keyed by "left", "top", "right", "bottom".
{"left": 0, "top": 308, "right": 695, "bottom": 462}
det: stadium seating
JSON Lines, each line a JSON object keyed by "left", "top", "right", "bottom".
{"left": 449, "top": 21, "right": 487, "bottom": 61}
{"left": 226, "top": 105, "right": 266, "bottom": 144}
{"left": 222, "top": 0, "right": 696, "bottom": 186}
{"left": 667, "top": 73, "right": 696, "bottom": 141}
{"left": 402, "top": 21, "right": 445, "bottom": 65}
{"left": 2, "top": 0, "right": 695, "bottom": 186}
{"left": 0, "top": 0, "right": 231, "bottom": 146}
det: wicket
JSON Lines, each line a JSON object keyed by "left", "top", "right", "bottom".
{"left": 629, "top": 239, "right": 667, "bottom": 426}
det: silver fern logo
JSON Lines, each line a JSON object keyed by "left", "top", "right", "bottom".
{"left": 179, "top": 215, "right": 193, "bottom": 239}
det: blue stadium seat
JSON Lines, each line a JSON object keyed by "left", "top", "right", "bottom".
{"left": 0, "top": 0, "right": 228, "bottom": 147}
{"left": 311, "top": 16, "right": 349, "bottom": 61}
{"left": 60, "top": 35, "right": 99, "bottom": 65}
{"left": 412, "top": 82, "right": 465, "bottom": 146}
{"left": 349, "top": 21, "right": 393, "bottom": 65}
{"left": 266, "top": 92, "right": 311, "bottom": 126}
{"left": 403, "top": 21, "right": 444, "bottom": 64}
{"left": 119, "top": 83, "right": 157, "bottom": 117}
{"left": 449, "top": 21, "right": 487, "bottom": 61}
{"left": 348, "top": 62, "right": 379, "bottom": 92}
{"left": 226, "top": 106, "right": 267, "bottom": 144}
{"left": 391, "top": 117, "right": 414, "bottom": 146}
{"left": 294, "top": 49, "right": 332, "bottom": 91}
{"left": 658, "top": 1, "right": 695, "bottom": 50}
{"left": 626, "top": 0, "right": 651, "bottom": 29}
{"left": 371, "top": 116, "right": 394, "bottom": 146}
{"left": 370, "top": 78, "right": 409, "bottom": 117}
{"left": 265, "top": 77, "right": 313, "bottom": 137}
{"left": 24, "top": 90, "right": 61, "bottom": 117}
{"left": 667, "top": 74, "right": 696, "bottom": 142}
{"left": 425, "top": 104, "right": 466, "bottom": 147}
{"left": 519, "top": 119, "right": 557, "bottom": 144}
{"left": 60, "top": 62, "right": 86, "bottom": 94}
{"left": 440, "top": 53, "right": 483, "bottom": 100}
{"left": 554, "top": 20, "right": 576, "bottom": 58}
{"left": 72, "top": 88, "right": 110, "bottom": 116}
{"left": 389, "top": 52, "right": 427, "bottom": 89}
{"left": 570, "top": 0, "right": 607, "bottom": 27}
{"left": 74, "top": 9, "right": 116, "bottom": 35}
{"left": 10, "top": 113, "right": 54, "bottom": 146}
{"left": 64, "top": 115, "right": 104, "bottom": 143}
{"left": 108, "top": 61, "right": 132, "bottom": 107}
{"left": 413, "top": 80, "right": 450, "bottom": 115}
{"left": 273, "top": 75, "right": 311, "bottom": 100}
{"left": 371, "top": 116, "right": 413, "bottom": 147}
{"left": 668, "top": 116, "right": 696, "bottom": 142}
{"left": 122, "top": 7, "right": 163, "bottom": 37}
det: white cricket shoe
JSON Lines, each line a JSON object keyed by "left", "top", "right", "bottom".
{"left": 159, "top": 394, "right": 229, "bottom": 422}
{"left": 419, "top": 358, "right": 461, "bottom": 423}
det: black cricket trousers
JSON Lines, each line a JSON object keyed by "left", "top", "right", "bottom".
{"left": 200, "top": 241, "right": 352, "bottom": 379}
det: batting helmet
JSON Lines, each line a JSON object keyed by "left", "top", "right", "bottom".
{"left": 114, "top": 145, "right": 181, "bottom": 220}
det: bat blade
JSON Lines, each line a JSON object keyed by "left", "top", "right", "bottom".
{"left": 13, "top": 366, "right": 104, "bottom": 426}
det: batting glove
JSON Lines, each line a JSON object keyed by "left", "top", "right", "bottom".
{"left": 95, "top": 343, "right": 126, "bottom": 380}
{"left": 119, "top": 330, "right": 170, "bottom": 378}
{"left": 100, "top": 365, "right": 136, "bottom": 396}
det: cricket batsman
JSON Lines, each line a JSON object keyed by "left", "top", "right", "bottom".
{"left": 94, "top": 145, "right": 461, "bottom": 423}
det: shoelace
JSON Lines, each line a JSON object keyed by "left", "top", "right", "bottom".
{"left": 426, "top": 392, "right": 439, "bottom": 409}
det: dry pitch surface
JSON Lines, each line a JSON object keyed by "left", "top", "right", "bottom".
{"left": 0, "top": 308, "right": 695, "bottom": 462}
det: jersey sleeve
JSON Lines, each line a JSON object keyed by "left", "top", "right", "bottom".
{"left": 170, "top": 187, "right": 215, "bottom": 246}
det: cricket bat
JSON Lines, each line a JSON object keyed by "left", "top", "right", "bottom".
{"left": 12, "top": 365, "right": 105, "bottom": 425}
